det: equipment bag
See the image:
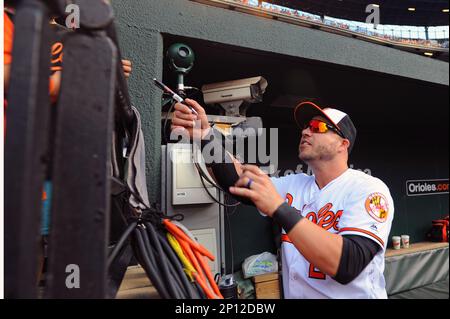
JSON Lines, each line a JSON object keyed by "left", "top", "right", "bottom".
{"left": 427, "top": 216, "right": 449, "bottom": 242}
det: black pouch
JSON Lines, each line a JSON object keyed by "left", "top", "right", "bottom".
{"left": 427, "top": 216, "right": 449, "bottom": 242}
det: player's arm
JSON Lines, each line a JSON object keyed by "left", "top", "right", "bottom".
{"left": 4, "top": 64, "right": 11, "bottom": 92}
{"left": 285, "top": 216, "right": 343, "bottom": 276}
{"left": 4, "top": 11, "right": 14, "bottom": 92}
{"left": 334, "top": 235, "right": 380, "bottom": 284}
{"left": 282, "top": 214, "right": 379, "bottom": 280}
{"left": 49, "top": 71, "right": 61, "bottom": 102}
{"left": 121, "top": 59, "right": 132, "bottom": 78}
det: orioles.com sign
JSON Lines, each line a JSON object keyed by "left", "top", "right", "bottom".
{"left": 406, "top": 179, "right": 449, "bottom": 196}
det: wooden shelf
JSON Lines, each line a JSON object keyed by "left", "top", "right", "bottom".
{"left": 116, "top": 265, "right": 160, "bottom": 299}
{"left": 385, "top": 241, "right": 448, "bottom": 258}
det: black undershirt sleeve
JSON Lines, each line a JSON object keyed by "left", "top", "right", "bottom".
{"left": 333, "top": 235, "right": 381, "bottom": 285}
{"left": 200, "top": 128, "right": 255, "bottom": 206}
{"left": 208, "top": 159, "right": 255, "bottom": 206}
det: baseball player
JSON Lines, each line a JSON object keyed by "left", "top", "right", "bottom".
{"left": 171, "top": 99, "right": 394, "bottom": 299}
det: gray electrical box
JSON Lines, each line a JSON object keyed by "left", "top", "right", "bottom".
{"left": 170, "top": 145, "right": 217, "bottom": 205}
{"left": 161, "top": 143, "right": 226, "bottom": 276}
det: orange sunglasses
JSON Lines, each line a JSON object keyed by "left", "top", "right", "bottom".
{"left": 304, "top": 119, "right": 344, "bottom": 138}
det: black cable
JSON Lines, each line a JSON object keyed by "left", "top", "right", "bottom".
{"left": 138, "top": 226, "right": 159, "bottom": 273}
{"left": 136, "top": 229, "right": 171, "bottom": 299}
{"left": 107, "top": 220, "right": 138, "bottom": 268}
{"left": 192, "top": 143, "right": 224, "bottom": 191}
{"left": 155, "top": 227, "right": 201, "bottom": 299}
{"left": 133, "top": 228, "right": 170, "bottom": 299}
{"left": 141, "top": 223, "right": 191, "bottom": 299}
{"left": 166, "top": 261, "right": 189, "bottom": 299}
{"left": 225, "top": 194, "right": 237, "bottom": 276}
{"left": 164, "top": 251, "right": 188, "bottom": 298}
{"left": 144, "top": 222, "right": 180, "bottom": 299}
{"left": 136, "top": 227, "right": 163, "bottom": 285}
{"left": 139, "top": 225, "right": 182, "bottom": 299}
{"left": 194, "top": 281, "right": 207, "bottom": 299}
{"left": 163, "top": 100, "right": 176, "bottom": 145}
{"left": 194, "top": 160, "right": 240, "bottom": 208}
{"left": 111, "top": 218, "right": 196, "bottom": 299}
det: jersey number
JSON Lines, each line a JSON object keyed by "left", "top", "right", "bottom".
{"left": 308, "top": 264, "right": 326, "bottom": 280}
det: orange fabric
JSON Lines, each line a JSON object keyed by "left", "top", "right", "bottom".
{"left": 4, "top": 12, "right": 14, "bottom": 65}
{"left": 281, "top": 233, "right": 292, "bottom": 244}
{"left": 4, "top": 12, "right": 14, "bottom": 136}
{"left": 49, "top": 76, "right": 57, "bottom": 103}
{"left": 51, "top": 41, "right": 63, "bottom": 72}
{"left": 4, "top": 12, "right": 61, "bottom": 97}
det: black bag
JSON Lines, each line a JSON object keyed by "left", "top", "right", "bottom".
{"left": 426, "top": 216, "right": 449, "bottom": 242}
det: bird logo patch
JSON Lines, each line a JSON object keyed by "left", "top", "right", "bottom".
{"left": 365, "top": 193, "right": 389, "bottom": 223}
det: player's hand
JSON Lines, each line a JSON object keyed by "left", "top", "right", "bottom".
{"left": 122, "top": 59, "right": 132, "bottom": 78}
{"left": 171, "top": 98, "right": 211, "bottom": 140}
{"left": 229, "top": 164, "right": 284, "bottom": 217}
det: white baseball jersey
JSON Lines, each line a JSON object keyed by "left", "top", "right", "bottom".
{"left": 269, "top": 168, "right": 394, "bottom": 299}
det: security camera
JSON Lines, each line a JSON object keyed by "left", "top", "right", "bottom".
{"left": 202, "top": 76, "right": 268, "bottom": 105}
{"left": 202, "top": 76, "right": 268, "bottom": 117}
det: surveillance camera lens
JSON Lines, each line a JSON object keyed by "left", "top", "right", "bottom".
{"left": 178, "top": 47, "right": 189, "bottom": 58}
